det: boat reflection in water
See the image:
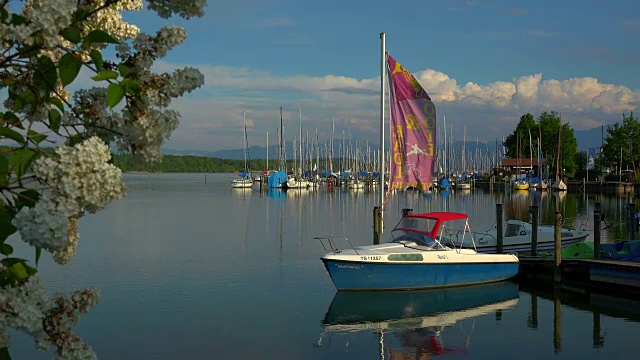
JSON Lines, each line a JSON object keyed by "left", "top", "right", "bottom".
{"left": 319, "top": 281, "right": 518, "bottom": 359}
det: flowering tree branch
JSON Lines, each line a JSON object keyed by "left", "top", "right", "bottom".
{"left": 0, "top": 0, "right": 206, "bottom": 357}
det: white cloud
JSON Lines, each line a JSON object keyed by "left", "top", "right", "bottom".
{"left": 150, "top": 61, "right": 640, "bottom": 151}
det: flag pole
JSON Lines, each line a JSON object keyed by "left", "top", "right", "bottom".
{"left": 377, "top": 31, "right": 386, "bottom": 241}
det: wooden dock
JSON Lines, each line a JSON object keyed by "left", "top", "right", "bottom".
{"left": 566, "top": 180, "right": 634, "bottom": 194}
{"left": 518, "top": 256, "right": 640, "bottom": 294}
{"left": 474, "top": 178, "right": 636, "bottom": 194}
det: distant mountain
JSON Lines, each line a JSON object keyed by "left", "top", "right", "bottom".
{"left": 574, "top": 126, "right": 606, "bottom": 151}
{"left": 163, "top": 139, "right": 382, "bottom": 161}
{"left": 164, "top": 134, "right": 609, "bottom": 161}
{"left": 162, "top": 149, "right": 218, "bottom": 157}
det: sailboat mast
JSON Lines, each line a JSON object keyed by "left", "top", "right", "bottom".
{"left": 330, "top": 115, "right": 335, "bottom": 174}
{"left": 557, "top": 112, "right": 562, "bottom": 179}
{"left": 379, "top": 31, "right": 386, "bottom": 230}
{"left": 299, "top": 105, "right": 303, "bottom": 176}
{"left": 243, "top": 110, "right": 247, "bottom": 173}
{"left": 279, "top": 106, "right": 284, "bottom": 170}
{"left": 443, "top": 114, "right": 447, "bottom": 177}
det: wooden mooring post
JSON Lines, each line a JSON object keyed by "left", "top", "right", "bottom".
{"left": 554, "top": 211, "right": 562, "bottom": 283}
{"left": 373, "top": 206, "right": 381, "bottom": 245}
{"left": 530, "top": 205, "right": 539, "bottom": 256}
{"left": 496, "top": 204, "right": 504, "bottom": 254}
{"left": 594, "top": 206, "right": 601, "bottom": 260}
{"left": 629, "top": 201, "right": 636, "bottom": 240}
{"left": 553, "top": 285, "right": 562, "bottom": 353}
{"left": 496, "top": 204, "right": 503, "bottom": 254}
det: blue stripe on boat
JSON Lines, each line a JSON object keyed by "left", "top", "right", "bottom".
{"left": 322, "top": 259, "right": 519, "bottom": 291}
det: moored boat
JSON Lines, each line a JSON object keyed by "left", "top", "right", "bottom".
{"left": 315, "top": 212, "right": 519, "bottom": 291}
{"left": 445, "top": 219, "right": 589, "bottom": 253}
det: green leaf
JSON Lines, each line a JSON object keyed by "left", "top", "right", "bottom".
{"left": 16, "top": 45, "right": 39, "bottom": 59}
{"left": 59, "top": 53, "right": 82, "bottom": 86}
{"left": 12, "top": 149, "right": 37, "bottom": 178}
{"left": 0, "top": 345, "right": 12, "bottom": 360}
{"left": 67, "top": 133, "right": 84, "bottom": 147}
{"left": 0, "top": 206, "right": 17, "bottom": 243}
{"left": 107, "top": 83, "right": 125, "bottom": 109}
{"left": 0, "top": 128, "right": 26, "bottom": 145}
{"left": 34, "top": 55, "right": 58, "bottom": 91}
{"left": 9, "top": 262, "right": 28, "bottom": 281}
{"left": 90, "top": 49, "right": 104, "bottom": 71}
{"left": 27, "top": 129, "right": 47, "bottom": 144}
{"left": 61, "top": 26, "right": 82, "bottom": 44}
{"left": 122, "top": 78, "right": 142, "bottom": 96}
{"left": 13, "top": 88, "right": 37, "bottom": 111}
{"left": 0, "top": 6, "right": 8, "bottom": 22}
{"left": 1, "top": 111, "right": 22, "bottom": 128}
{"left": 0, "top": 154, "right": 8, "bottom": 187}
{"left": 0, "top": 243, "right": 13, "bottom": 256}
{"left": 10, "top": 13, "right": 28, "bottom": 26}
{"left": 85, "top": 29, "right": 119, "bottom": 45}
{"left": 50, "top": 97, "right": 65, "bottom": 112}
{"left": 49, "top": 108, "right": 62, "bottom": 132}
{"left": 35, "top": 247, "right": 42, "bottom": 266}
{"left": 91, "top": 70, "right": 119, "bottom": 81}
{"left": 117, "top": 64, "right": 132, "bottom": 78}
{"left": 15, "top": 189, "right": 40, "bottom": 210}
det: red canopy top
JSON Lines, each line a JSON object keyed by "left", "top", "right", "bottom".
{"left": 398, "top": 212, "right": 469, "bottom": 239}
{"left": 406, "top": 212, "right": 468, "bottom": 221}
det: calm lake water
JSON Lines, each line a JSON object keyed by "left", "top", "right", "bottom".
{"left": 9, "top": 173, "right": 640, "bottom": 359}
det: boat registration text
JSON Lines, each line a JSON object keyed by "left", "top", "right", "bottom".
{"left": 360, "top": 256, "right": 382, "bottom": 261}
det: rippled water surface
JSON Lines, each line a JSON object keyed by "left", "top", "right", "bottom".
{"left": 9, "top": 173, "right": 640, "bottom": 359}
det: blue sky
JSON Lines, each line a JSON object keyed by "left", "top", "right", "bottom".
{"left": 125, "top": 0, "right": 640, "bottom": 151}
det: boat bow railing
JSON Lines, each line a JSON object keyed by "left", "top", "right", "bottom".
{"left": 314, "top": 237, "right": 359, "bottom": 255}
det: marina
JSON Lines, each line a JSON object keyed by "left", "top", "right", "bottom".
{"left": 9, "top": 172, "right": 639, "bottom": 359}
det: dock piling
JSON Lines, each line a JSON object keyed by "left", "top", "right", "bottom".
{"left": 496, "top": 204, "right": 503, "bottom": 254}
{"left": 594, "top": 208, "right": 601, "bottom": 259}
{"left": 554, "top": 211, "right": 562, "bottom": 283}
{"left": 530, "top": 205, "right": 539, "bottom": 256}
{"left": 373, "top": 206, "right": 381, "bottom": 245}
{"left": 629, "top": 201, "right": 636, "bottom": 240}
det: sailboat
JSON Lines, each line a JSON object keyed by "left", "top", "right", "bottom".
{"left": 267, "top": 107, "right": 288, "bottom": 188}
{"left": 551, "top": 113, "right": 567, "bottom": 191}
{"left": 513, "top": 132, "right": 530, "bottom": 190}
{"left": 231, "top": 110, "right": 253, "bottom": 189}
{"left": 313, "top": 33, "right": 518, "bottom": 291}
{"left": 531, "top": 127, "right": 547, "bottom": 191}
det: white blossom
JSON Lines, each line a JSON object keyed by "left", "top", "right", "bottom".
{"left": 147, "top": 0, "right": 206, "bottom": 19}
{"left": 0, "top": 277, "right": 100, "bottom": 357}
{"left": 0, "top": 277, "right": 51, "bottom": 342}
{"left": 52, "top": 217, "right": 80, "bottom": 265}
{"left": 0, "top": 328, "right": 11, "bottom": 349}
{"left": 1, "top": 1, "right": 206, "bottom": 356}
{"left": 13, "top": 137, "right": 125, "bottom": 254}
{"left": 22, "top": 0, "right": 76, "bottom": 48}
{"left": 13, "top": 205, "right": 72, "bottom": 252}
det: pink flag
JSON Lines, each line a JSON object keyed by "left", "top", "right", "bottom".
{"left": 387, "top": 54, "right": 436, "bottom": 191}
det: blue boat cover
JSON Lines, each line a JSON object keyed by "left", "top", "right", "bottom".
{"left": 267, "top": 170, "right": 288, "bottom": 188}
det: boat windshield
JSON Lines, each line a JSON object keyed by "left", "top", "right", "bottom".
{"left": 389, "top": 229, "right": 437, "bottom": 248}
{"left": 389, "top": 217, "right": 438, "bottom": 247}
